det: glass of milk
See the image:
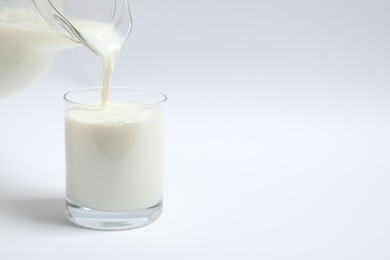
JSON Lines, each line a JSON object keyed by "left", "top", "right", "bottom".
{"left": 64, "top": 87, "right": 166, "bottom": 230}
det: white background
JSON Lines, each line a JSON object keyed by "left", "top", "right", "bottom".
{"left": 1, "top": 0, "right": 390, "bottom": 259}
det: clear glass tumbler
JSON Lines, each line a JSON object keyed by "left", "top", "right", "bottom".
{"left": 64, "top": 87, "right": 166, "bottom": 230}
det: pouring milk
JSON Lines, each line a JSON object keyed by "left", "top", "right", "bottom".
{"left": 1, "top": 4, "right": 165, "bottom": 214}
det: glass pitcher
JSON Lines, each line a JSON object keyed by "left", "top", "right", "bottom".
{"left": 0, "top": 0, "right": 131, "bottom": 96}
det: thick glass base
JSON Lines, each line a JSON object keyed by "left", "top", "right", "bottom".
{"left": 65, "top": 198, "right": 162, "bottom": 230}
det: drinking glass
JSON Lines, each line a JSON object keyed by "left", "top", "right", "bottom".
{"left": 64, "top": 87, "right": 166, "bottom": 230}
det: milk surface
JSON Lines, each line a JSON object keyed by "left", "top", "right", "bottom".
{"left": 65, "top": 104, "right": 164, "bottom": 211}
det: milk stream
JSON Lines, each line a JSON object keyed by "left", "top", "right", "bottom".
{"left": 75, "top": 22, "right": 123, "bottom": 106}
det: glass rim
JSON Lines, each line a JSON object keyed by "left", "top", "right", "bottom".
{"left": 63, "top": 86, "right": 167, "bottom": 108}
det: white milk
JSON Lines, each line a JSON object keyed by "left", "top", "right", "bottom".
{"left": 0, "top": 8, "right": 122, "bottom": 100}
{"left": 65, "top": 104, "right": 164, "bottom": 212}
{"left": 0, "top": 21, "right": 78, "bottom": 96}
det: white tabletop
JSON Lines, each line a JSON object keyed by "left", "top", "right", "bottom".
{"left": 1, "top": 0, "right": 389, "bottom": 259}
